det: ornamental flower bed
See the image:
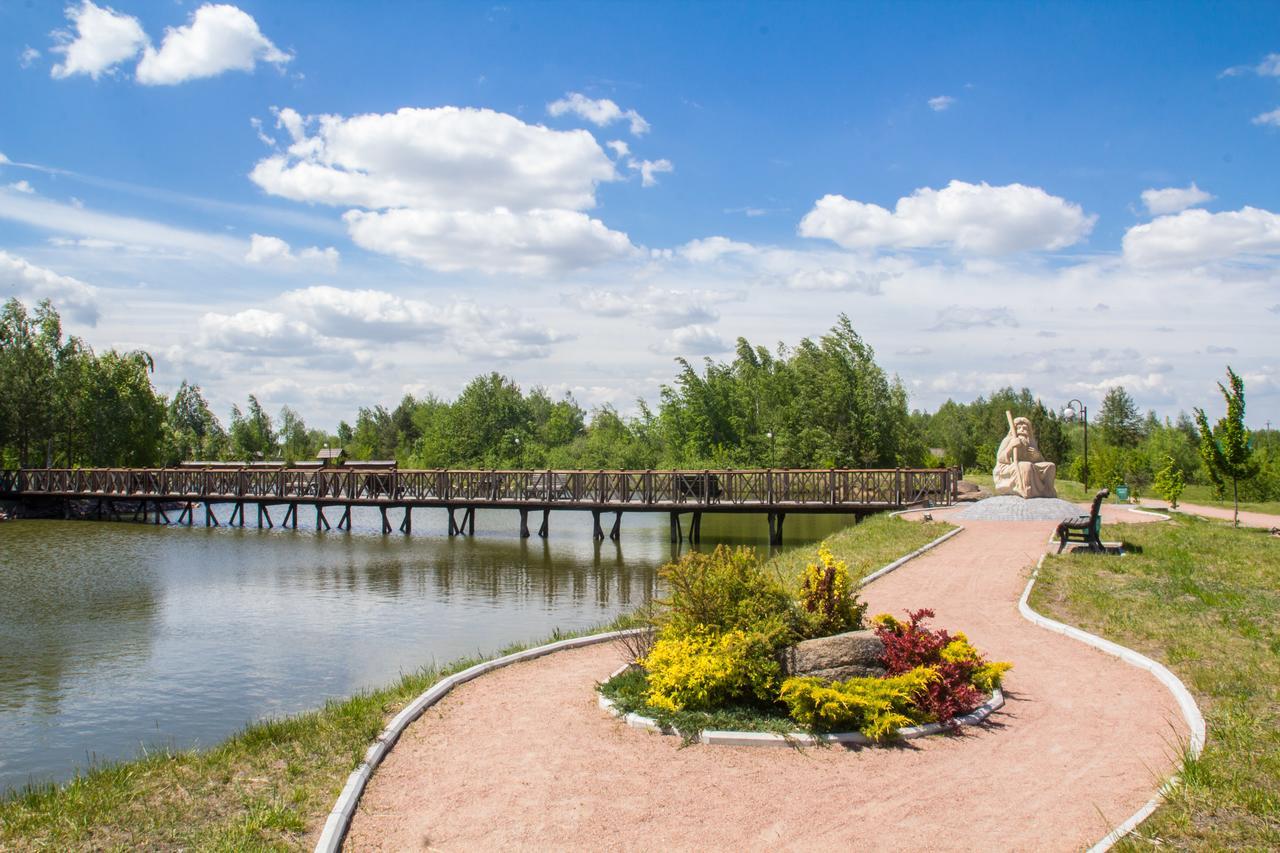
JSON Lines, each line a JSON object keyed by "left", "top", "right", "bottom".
{"left": 600, "top": 545, "right": 1010, "bottom": 742}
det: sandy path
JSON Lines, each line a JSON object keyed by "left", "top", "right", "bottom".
{"left": 345, "top": 519, "right": 1187, "bottom": 852}
{"left": 1138, "top": 498, "right": 1280, "bottom": 529}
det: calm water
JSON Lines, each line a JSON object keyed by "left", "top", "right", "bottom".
{"left": 0, "top": 505, "right": 854, "bottom": 793}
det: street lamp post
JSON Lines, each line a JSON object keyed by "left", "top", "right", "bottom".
{"left": 766, "top": 431, "right": 775, "bottom": 468}
{"left": 1062, "top": 399, "right": 1089, "bottom": 491}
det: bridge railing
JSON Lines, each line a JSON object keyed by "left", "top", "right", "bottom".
{"left": 0, "top": 467, "right": 954, "bottom": 508}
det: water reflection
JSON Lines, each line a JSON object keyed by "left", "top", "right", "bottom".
{"left": 0, "top": 506, "right": 854, "bottom": 793}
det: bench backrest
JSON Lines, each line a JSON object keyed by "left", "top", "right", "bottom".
{"left": 1089, "top": 489, "right": 1110, "bottom": 533}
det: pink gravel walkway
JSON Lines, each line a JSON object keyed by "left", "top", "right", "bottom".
{"left": 1138, "top": 498, "right": 1280, "bottom": 529}
{"left": 344, "top": 518, "right": 1188, "bottom": 852}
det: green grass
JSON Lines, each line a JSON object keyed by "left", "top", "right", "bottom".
{"left": 1031, "top": 516, "right": 1280, "bottom": 848}
{"left": 1171, "top": 483, "right": 1280, "bottom": 517}
{"left": 0, "top": 513, "right": 950, "bottom": 850}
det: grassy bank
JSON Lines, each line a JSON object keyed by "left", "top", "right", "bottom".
{"left": 1032, "top": 516, "right": 1280, "bottom": 848}
{"left": 0, "top": 513, "right": 948, "bottom": 850}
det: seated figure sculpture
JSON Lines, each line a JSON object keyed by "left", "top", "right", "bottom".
{"left": 993, "top": 415, "right": 1057, "bottom": 499}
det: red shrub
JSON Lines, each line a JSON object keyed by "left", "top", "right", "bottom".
{"left": 874, "top": 608, "right": 982, "bottom": 724}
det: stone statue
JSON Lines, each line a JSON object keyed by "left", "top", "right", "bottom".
{"left": 993, "top": 413, "right": 1057, "bottom": 499}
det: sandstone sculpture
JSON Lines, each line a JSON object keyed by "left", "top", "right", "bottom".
{"left": 993, "top": 412, "right": 1057, "bottom": 499}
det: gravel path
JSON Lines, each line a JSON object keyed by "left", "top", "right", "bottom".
{"left": 345, "top": 516, "right": 1186, "bottom": 852}
{"left": 1138, "top": 498, "right": 1280, "bottom": 529}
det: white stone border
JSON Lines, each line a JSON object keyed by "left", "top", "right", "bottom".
{"left": 597, "top": 663, "right": 1004, "bottom": 748}
{"left": 1020, "top": 554, "right": 1207, "bottom": 852}
{"left": 313, "top": 628, "right": 645, "bottom": 853}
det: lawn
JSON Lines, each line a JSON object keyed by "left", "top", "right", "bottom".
{"left": 0, "top": 513, "right": 950, "bottom": 850}
{"left": 1032, "top": 516, "right": 1280, "bottom": 848}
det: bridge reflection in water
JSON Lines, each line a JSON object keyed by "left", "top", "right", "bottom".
{"left": 1, "top": 467, "right": 957, "bottom": 546}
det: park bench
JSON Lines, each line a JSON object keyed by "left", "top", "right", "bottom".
{"left": 1055, "top": 489, "right": 1110, "bottom": 553}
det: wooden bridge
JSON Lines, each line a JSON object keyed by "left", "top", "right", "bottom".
{"left": 0, "top": 467, "right": 956, "bottom": 546}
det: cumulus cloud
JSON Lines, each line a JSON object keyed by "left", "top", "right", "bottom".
{"left": 197, "top": 308, "right": 325, "bottom": 356}
{"left": 927, "top": 305, "right": 1018, "bottom": 331}
{"left": 928, "top": 95, "right": 955, "bottom": 111}
{"left": 1141, "top": 182, "right": 1213, "bottom": 216}
{"left": 678, "top": 236, "right": 758, "bottom": 263}
{"left": 343, "top": 207, "right": 633, "bottom": 275}
{"left": 249, "top": 105, "right": 635, "bottom": 274}
{"left": 244, "top": 233, "right": 338, "bottom": 267}
{"left": 606, "top": 140, "right": 630, "bottom": 158}
{"left": 0, "top": 251, "right": 100, "bottom": 324}
{"left": 7, "top": 180, "right": 34, "bottom": 194}
{"left": 1122, "top": 206, "right": 1280, "bottom": 267}
{"left": 652, "top": 324, "right": 729, "bottom": 356}
{"left": 1222, "top": 52, "right": 1280, "bottom": 77}
{"left": 50, "top": 1, "right": 148, "bottom": 80}
{"left": 277, "top": 285, "right": 444, "bottom": 342}
{"left": 628, "top": 158, "right": 673, "bottom": 187}
{"left": 568, "top": 287, "right": 724, "bottom": 328}
{"left": 783, "top": 268, "right": 888, "bottom": 293}
{"left": 547, "top": 92, "right": 649, "bottom": 135}
{"left": 799, "top": 180, "right": 1095, "bottom": 254}
{"left": 136, "top": 3, "right": 289, "bottom": 85}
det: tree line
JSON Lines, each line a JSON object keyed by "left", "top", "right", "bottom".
{"left": 1, "top": 297, "right": 1274, "bottom": 503}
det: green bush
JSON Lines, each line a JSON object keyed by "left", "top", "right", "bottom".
{"left": 1153, "top": 454, "right": 1186, "bottom": 508}
{"left": 778, "top": 668, "right": 937, "bottom": 739}
{"left": 655, "top": 545, "right": 798, "bottom": 646}
{"left": 796, "top": 544, "right": 866, "bottom": 638}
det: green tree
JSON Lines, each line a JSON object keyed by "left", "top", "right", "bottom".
{"left": 229, "top": 396, "right": 277, "bottom": 460}
{"left": 1193, "top": 367, "right": 1259, "bottom": 526}
{"left": 1153, "top": 454, "right": 1185, "bottom": 509}
{"left": 1099, "top": 386, "right": 1143, "bottom": 448}
{"left": 162, "top": 381, "right": 226, "bottom": 463}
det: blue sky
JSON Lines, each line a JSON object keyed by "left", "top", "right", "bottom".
{"left": 1, "top": 1, "right": 1278, "bottom": 428}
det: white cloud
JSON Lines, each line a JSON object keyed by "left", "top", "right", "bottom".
{"left": 6, "top": 180, "right": 34, "bottom": 194}
{"left": 547, "top": 92, "right": 650, "bottom": 135}
{"left": 248, "top": 105, "right": 635, "bottom": 274}
{"left": 197, "top": 308, "right": 328, "bottom": 356}
{"left": 629, "top": 158, "right": 673, "bottom": 187}
{"left": 799, "top": 180, "right": 1095, "bottom": 254}
{"left": 135, "top": 3, "right": 291, "bottom": 85}
{"left": 928, "top": 95, "right": 955, "bottom": 111}
{"left": 927, "top": 306, "right": 1018, "bottom": 331}
{"left": 50, "top": 1, "right": 148, "bottom": 80}
{"left": 0, "top": 152, "right": 8, "bottom": 164}
{"left": 784, "top": 268, "right": 888, "bottom": 293}
{"left": 678, "top": 236, "right": 758, "bottom": 263}
{"left": 0, "top": 250, "right": 100, "bottom": 323}
{"left": 342, "top": 207, "right": 633, "bottom": 275}
{"left": 277, "top": 285, "right": 445, "bottom": 342}
{"left": 652, "top": 324, "right": 729, "bottom": 356}
{"left": 20, "top": 47, "right": 41, "bottom": 69}
{"left": 244, "top": 233, "right": 339, "bottom": 268}
{"left": 1140, "top": 182, "right": 1213, "bottom": 215}
{"left": 1252, "top": 108, "right": 1280, "bottom": 127}
{"left": 443, "top": 303, "right": 571, "bottom": 360}
{"left": 568, "top": 287, "right": 723, "bottom": 328}
{"left": 606, "top": 140, "right": 630, "bottom": 158}
{"left": 1122, "top": 206, "right": 1280, "bottom": 267}
{"left": 1222, "top": 52, "right": 1280, "bottom": 77}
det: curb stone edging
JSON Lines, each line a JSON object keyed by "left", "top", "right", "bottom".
{"left": 1020, "top": 554, "right": 1207, "bottom": 853}
{"left": 858, "top": 525, "right": 963, "bottom": 587}
{"left": 313, "top": 628, "right": 646, "bottom": 853}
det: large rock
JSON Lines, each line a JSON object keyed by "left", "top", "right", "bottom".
{"left": 778, "top": 630, "right": 886, "bottom": 682}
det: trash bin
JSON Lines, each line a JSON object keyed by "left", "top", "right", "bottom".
{"left": 1115, "top": 484, "right": 1130, "bottom": 502}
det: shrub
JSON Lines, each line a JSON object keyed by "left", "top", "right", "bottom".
{"left": 797, "top": 544, "right": 867, "bottom": 638}
{"left": 1153, "top": 454, "right": 1185, "bottom": 509}
{"left": 655, "top": 545, "right": 797, "bottom": 646}
{"left": 642, "top": 628, "right": 782, "bottom": 713}
{"left": 873, "top": 609, "right": 1011, "bottom": 723}
{"left": 779, "top": 668, "right": 936, "bottom": 739}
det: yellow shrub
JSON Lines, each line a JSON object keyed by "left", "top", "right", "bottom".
{"left": 798, "top": 545, "right": 866, "bottom": 637}
{"left": 941, "top": 633, "right": 1012, "bottom": 692}
{"left": 642, "top": 628, "right": 780, "bottom": 713}
{"left": 778, "top": 667, "right": 937, "bottom": 740}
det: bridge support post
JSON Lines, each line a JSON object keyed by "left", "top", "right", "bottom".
{"left": 337, "top": 505, "right": 351, "bottom": 531}
{"left": 399, "top": 506, "right": 412, "bottom": 534}
{"left": 284, "top": 504, "right": 298, "bottom": 529}
{"left": 610, "top": 511, "right": 622, "bottom": 542}
{"left": 767, "top": 512, "right": 786, "bottom": 546}
{"left": 519, "top": 508, "right": 530, "bottom": 538}
{"left": 669, "top": 512, "right": 682, "bottom": 544}
{"left": 260, "top": 505, "right": 273, "bottom": 528}
{"left": 447, "top": 507, "right": 458, "bottom": 536}
{"left": 205, "top": 502, "right": 219, "bottom": 527}
{"left": 317, "top": 505, "right": 330, "bottom": 531}
{"left": 591, "top": 510, "right": 604, "bottom": 541}
{"left": 537, "top": 509, "right": 549, "bottom": 538}
{"left": 467, "top": 507, "right": 476, "bottom": 535}
{"left": 689, "top": 511, "right": 702, "bottom": 544}
{"left": 380, "top": 506, "right": 391, "bottom": 534}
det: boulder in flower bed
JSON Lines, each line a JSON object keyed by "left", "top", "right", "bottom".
{"left": 777, "top": 629, "right": 886, "bottom": 681}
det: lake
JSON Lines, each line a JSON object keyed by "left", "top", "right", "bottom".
{"left": 0, "top": 505, "right": 856, "bottom": 793}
